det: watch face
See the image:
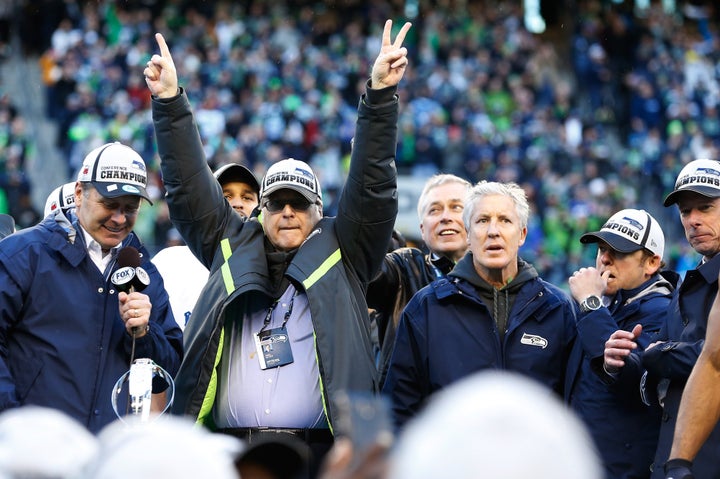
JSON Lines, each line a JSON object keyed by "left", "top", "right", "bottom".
{"left": 586, "top": 295, "right": 602, "bottom": 309}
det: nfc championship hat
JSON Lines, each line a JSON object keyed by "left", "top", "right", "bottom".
{"left": 259, "top": 158, "right": 322, "bottom": 204}
{"left": 44, "top": 182, "right": 76, "bottom": 217}
{"left": 213, "top": 163, "right": 260, "bottom": 194}
{"left": 580, "top": 208, "right": 664, "bottom": 259}
{"left": 663, "top": 158, "right": 720, "bottom": 206}
{"left": 77, "top": 142, "right": 152, "bottom": 203}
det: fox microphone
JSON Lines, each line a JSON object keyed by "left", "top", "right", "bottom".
{"left": 111, "top": 246, "right": 150, "bottom": 293}
{"left": 112, "top": 247, "right": 150, "bottom": 337}
{"left": 111, "top": 246, "right": 154, "bottom": 420}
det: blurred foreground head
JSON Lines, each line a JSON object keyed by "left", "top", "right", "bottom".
{"left": 85, "top": 415, "right": 242, "bottom": 479}
{"left": 0, "top": 406, "right": 98, "bottom": 478}
{"left": 388, "top": 371, "right": 602, "bottom": 479}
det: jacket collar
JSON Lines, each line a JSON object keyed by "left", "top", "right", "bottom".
{"left": 449, "top": 253, "right": 538, "bottom": 291}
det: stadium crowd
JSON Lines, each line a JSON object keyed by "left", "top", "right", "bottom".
{"left": 3, "top": 0, "right": 720, "bottom": 284}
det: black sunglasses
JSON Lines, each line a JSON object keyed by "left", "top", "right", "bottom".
{"left": 264, "top": 198, "right": 314, "bottom": 213}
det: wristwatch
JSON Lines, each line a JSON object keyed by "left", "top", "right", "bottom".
{"left": 579, "top": 295, "right": 602, "bottom": 313}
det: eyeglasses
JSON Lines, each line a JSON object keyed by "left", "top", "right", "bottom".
{"left": 264, "top": 198, "right": 314, "bottom": 213}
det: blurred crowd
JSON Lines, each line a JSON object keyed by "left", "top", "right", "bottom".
{"left": 2, "top": 0, "right": 719, "bottom": 283}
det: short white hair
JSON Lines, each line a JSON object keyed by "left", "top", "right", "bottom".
{"left": 388, "top": 371, "right": 602, "bottom": 479}
{"left": 416, "top": 174, "right": 472, "bottom": 219}
{"left": 462, "top": 181, "right": 530, "bottom": 230}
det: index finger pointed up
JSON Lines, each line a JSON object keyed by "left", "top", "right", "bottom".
{"left": 381, "top": 19, "right": 393, "bottom": 48}
{"left": 155, "top": 32, "right": 171, "bottom": 58}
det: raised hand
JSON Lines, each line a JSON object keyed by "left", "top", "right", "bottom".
{"left": 568, "top": 266, "right": 607, "bottom": 303}
{"left": 371, "top": 19, "right": 412, "bottom": 90}
{"left": 144, "top": 33, "right": 179, "bottom": 99}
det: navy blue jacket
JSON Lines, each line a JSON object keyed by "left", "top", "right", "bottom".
{"left": 566, "top": 273, "right": 674, "bottom": 479}
{"left": 0, "top": 213, "right": 183, "bottom": 433}
{"left": 615, "top": 254, "right": 720, "bottom": 478}
{"left": 382, "top": 254, "right": 577, "bottom": 429}
{"left": 643, "top": 255, "right": 720, "bottom": 479}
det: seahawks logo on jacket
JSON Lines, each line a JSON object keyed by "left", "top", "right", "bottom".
{"left": 520, "top": 332, "right": 548, "bottom": 349}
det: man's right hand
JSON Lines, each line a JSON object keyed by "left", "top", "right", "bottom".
{"left": 568, "top": 266, "right": 607, "bottom": 303}
{"left": 144, "top": 33, "right": 179, "bottom": 99}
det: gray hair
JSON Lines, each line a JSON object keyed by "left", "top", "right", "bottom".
{"left": 417, "top": 174, "right": 472, "bottom": 219}
{"left": 462, "top": 181, "right": 530, "bottom": 231}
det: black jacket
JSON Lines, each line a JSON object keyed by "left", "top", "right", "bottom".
{"left": 152, "top": 85, "right": 399, "bottom": 428}
{"left": 367, "top": 247, "right": 455, "bottom": 385}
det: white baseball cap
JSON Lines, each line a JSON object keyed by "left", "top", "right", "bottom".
{"left": 77, "top": 142, "right": 152, "bottom": 203}
{"left": 580, "top": 208, "right": 664, "bottom": 259}
{"left": 44, "top": 181, "right": 76, "bottom": 217}
{"left": 663, "top": 158, "right": 720, "bottom": 206}
{"left": 259, "top": 158, "right": 322, "bottom": 204}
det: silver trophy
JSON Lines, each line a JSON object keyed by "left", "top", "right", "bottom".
{"left": 111, "top": 358, "right": 175, "bottom": 424}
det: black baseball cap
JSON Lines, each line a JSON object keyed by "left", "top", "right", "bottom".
{"left": 213, "top": 163, "right": 260, "bottom": 194}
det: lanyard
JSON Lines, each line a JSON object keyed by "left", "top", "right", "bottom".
{"left": 259, "top": 292, "right": 296, "bottom": 334}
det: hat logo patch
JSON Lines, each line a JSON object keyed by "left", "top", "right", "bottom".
{"left": 602, "top": 220, "right": 640, "bottom": 241}
{"left": 265, "top": 169, "right": 317, "bottom": 193}
{"left": 99, "top": 166, "right": 147, "bottom": 187}
{"left": 122, "top": 185, "right": 140, "bottom": 194}
{"left": 676, "top": 167, "right": 720, "bottom": 189}
{"left": 131, "top": 158, "right": 146, "bottom": 172}
{"left": 622, "top": 216, "right": 643, "bottom": 230}
{"left": 696, "top": 167, "right": 720, "bottom": 176}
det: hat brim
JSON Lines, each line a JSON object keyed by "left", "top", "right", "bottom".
{"left": 214, "top": 164, "right": 260, "bottom": 194}
{"left": 261, "top": 183, "right": 319, "bottom": 204}
{"left": 663, "top": 185, "right": 720, "bottom": 207}
{"left": 579, "top": 231, "right": 644, "bottom": 253}
{"left": 91, "top": 181, "right": 153, "bottom": 205}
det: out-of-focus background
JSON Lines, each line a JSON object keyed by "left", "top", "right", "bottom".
{"left": 0, "top": 0, "right": 716, "bottom": 285}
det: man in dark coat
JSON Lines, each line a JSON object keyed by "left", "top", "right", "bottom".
{"left": 604, "top": 159, "right": 720, "bottom": 478}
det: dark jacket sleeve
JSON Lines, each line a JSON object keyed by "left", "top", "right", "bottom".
{"left": 335, "top": 83, "right": 399, "bottom": 285}
{"left": 382, "top": 295, "right": 429, "bottom": 431}
{"left": 151, "top": 90, "right": 241, "bottom": 268}
{"left": 588, "top": 296, "right": 669, "bottom": 400}
{"left": 579, "top": 293, "right": 668, "bottom": 363}
{"left": 642, "top": 338, "right": 705, "bottom": 382}
{"left": 367, "top": 254, "right": 402, "bottom": 332}
{"left": 0, "top": 259, "right": 22, "bottom": 411}
{"left": 576, "top": 307, "right": 622, "bottom": 360}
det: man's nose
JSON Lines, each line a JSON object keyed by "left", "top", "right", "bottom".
{"left": 598, "top": 250, "right": 612, "bottom": 264}
{"left": 487, "top": 220, "right": 500, "bottom": 236}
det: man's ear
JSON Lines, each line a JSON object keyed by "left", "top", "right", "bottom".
{"left": 645, "top": 254, "right": 662, "bottom": 275}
